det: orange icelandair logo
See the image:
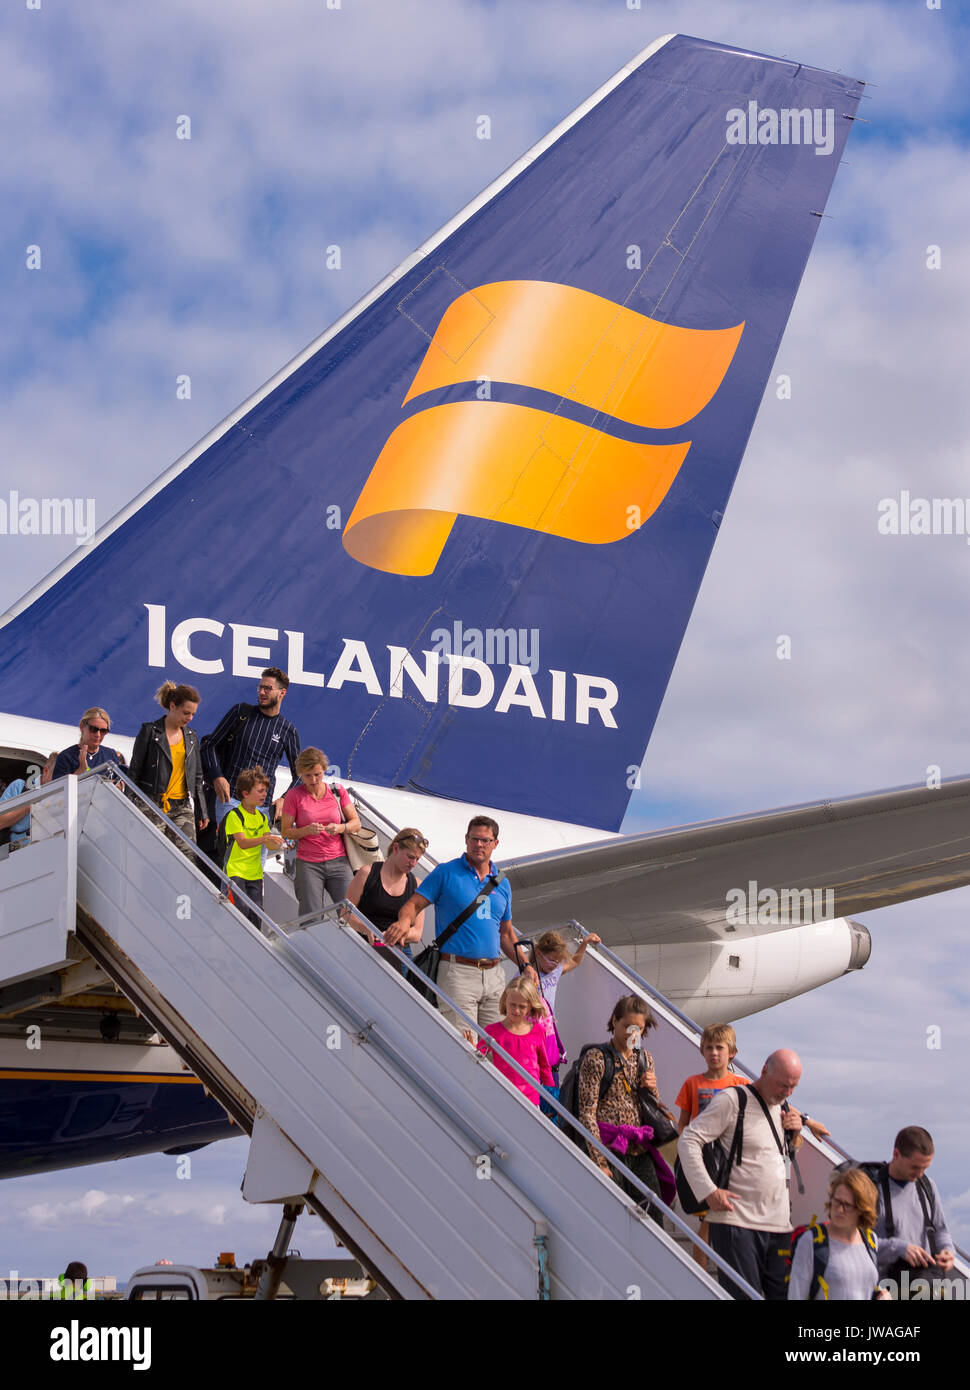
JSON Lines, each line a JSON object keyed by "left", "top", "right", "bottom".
{"left": 342, "top": 280, "right": 743, "bottom": 576}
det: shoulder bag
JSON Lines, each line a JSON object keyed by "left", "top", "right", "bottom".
{"left": 411, "top": 869, "right": 506, "bottom": 1008}
{"left": 675, "top": 1087, "right": 749, "bottom": 1215}
{"left": 333, "top": 783, "right": 382, "bottom": 871}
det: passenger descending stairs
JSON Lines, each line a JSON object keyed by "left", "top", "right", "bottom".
{"left": 68, "top": 773, "right": 725, "bottom": 1301}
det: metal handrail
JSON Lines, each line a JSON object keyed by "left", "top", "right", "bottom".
{"left": 565, "top": 919, "right": 705, "bottom": 1037}
{"left": 565, "top": 917, "right": 865, "bottom": 1158}
{"left": 73, "top": 764, "right": 289, "bottom": 937}
{"left": 70, "top": 781, "right": 739, "bottom": 1288}
{"left": 562, "top": 919, "right": 970, "bottom": 1276}
{"left": 320, "top": 904, "right": 760, "bottom": 1300}
{"left": 0, "top": 773, "right": 77, "bottom": 817}
{"left": 345, "top": 784, "right": 440, "bottom": 868}
{"left": 25, "top": 769, "right": 756, "bottom": 1294}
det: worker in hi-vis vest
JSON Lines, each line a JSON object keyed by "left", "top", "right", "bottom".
{"left": 52, "top": 1261, "right": 93, "bottom": 1299}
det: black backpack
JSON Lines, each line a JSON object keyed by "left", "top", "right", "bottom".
{"left": 559, "top": 1043, "right": 647, "bottom": 1148}
{"left": 215, "top": 805, "right": 268, "bottom": 874}
{"left": 837, "top": 1159, "right": 938, "bottom": 1255}
{"left": 674, "top": 1087, "right": 748, "bottom": 1215}
{"left": 785, "top": 1220, "right": 879, "bottom": 1300}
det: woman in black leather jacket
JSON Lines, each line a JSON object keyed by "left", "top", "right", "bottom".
{"left": 128, "top": 681, "right": 208, "bottom": 853}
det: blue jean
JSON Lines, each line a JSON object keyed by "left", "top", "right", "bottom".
{"left": 540, "top": 1081, "right": 561, "bottom": 1125}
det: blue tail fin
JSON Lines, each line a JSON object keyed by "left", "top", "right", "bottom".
{"left": 0, "top": 35, "right": 863, "bottom": 830}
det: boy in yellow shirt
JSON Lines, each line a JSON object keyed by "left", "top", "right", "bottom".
{"left": 224, "top": 766, "right": 284, "bottom": 925}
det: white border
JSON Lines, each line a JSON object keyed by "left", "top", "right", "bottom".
{"left": 1, "top": 33, "right": 676, "bottom": 628}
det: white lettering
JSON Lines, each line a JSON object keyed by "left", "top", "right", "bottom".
{"left": 725, "top": 101, "right": 836, "bottom": 154}
{"left": 387, "top": 645, "right": 439, "bottom": 702}
{"left": 549, "top": 669, "right": 567, "bottom": 721}
{"left": 779, "top": 108, "right": 812, "bottom": 145}
{"left": 149, "top": 608, "right": 623, "bottom": 729}
{"left": 495, "top": 664, "right": 546, "bottom": 718}
{"left": 285, "top": 630, "right": 326, "bottom": 687}
{"left": 876, "top": 498, "right": 898, "bottom": 535}
{"left": 725, "top": 887, "right": 746, "bottom": 926}
{"left": 144, "top": 604, "right": 166, "bottom": 667}
{"left": 328, "top": 639, "right": 383, "bottom": 694}
{"left": 171, "top": 617, "right": 225, "bottom": 674}
{"left": 813, "top": 107, "right": 834, "bottom": 157}
{"left": 574, "top": 674, "right": 619, "bottom": 728}
{"left": 446, "top": 654, "right": 495, "bottom": 708}
{"left": 230, "top": 624, "right": 278, "bottom": 677}
{"left": 50, "top": 1321, "right": 151, "bottom": 1369}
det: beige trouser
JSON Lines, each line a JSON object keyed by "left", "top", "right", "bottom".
{"left": 436, "top": 959, "right": 507, "bottom": 1030}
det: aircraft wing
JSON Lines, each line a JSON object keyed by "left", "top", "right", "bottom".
{"left": 504, "top": 775, "right": 970, "bottom": 946}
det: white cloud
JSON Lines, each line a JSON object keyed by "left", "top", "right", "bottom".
{"left": 0, "top": 0, "right": 967, "bottom": 1273}
{"left": 17, "top": 1185, "right": 244, "bottom": 1231}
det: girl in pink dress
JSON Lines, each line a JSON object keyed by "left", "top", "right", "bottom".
{"left": 477, "top": 978, "right": 553, "bottom": 1105}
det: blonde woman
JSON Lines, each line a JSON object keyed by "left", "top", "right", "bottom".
{"left": 344, "top": 827, "right": 428, "bottom": 976}
{"left": 53, "top": 708, "right": 126, "bottom": 779}
{"left": 281, "top": 747, "right": 361, "bottom": 917}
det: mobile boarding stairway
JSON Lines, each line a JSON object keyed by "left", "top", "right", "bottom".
{"left": 0, "top": 768, "right": 743, "bottom": 1300}
{"left": 4, "top": 770, "right": 965, "bottom": 1298}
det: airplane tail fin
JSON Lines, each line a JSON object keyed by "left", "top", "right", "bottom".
{"left": 0, "top": 35, "right": 863, "bottom": 830}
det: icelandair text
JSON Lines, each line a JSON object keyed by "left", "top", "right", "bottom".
{"left": 144, "top": 605, "right": 618, "bottom": 727}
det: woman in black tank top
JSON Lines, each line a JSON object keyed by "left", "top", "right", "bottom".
{"left": 345, "top": 827, "right": 429, "bottom": 977}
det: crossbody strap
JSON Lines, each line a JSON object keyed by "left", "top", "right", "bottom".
{"left": 916, "top": 1176, "right": 937, "bottom": 1247}
{"left": 879, "top": 1164, "right": 896, "bottom": 1239}
{"left": 433, "top": 869, "right": 506, "bottom": 950}
{"left": 722, "top": 1086, "right": 747, "bottom": 1180}
{"left": 747, "top": 1087, "right": 806, "bottom": 1194}
{"left": 746, "top": 1084, "right": 785, "bottom": 1155}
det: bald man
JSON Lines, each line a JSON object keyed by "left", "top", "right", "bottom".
{"left": 678, "top": 1048, "right": 803, "bottom": 1300}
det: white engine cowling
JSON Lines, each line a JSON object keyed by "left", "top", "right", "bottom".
{"left": 616, "top": 918, "right": 871, "bottom": 1025}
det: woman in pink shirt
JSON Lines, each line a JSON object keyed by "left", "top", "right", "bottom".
{"left": 281, "top": 747, "right": 361, "bottom": 920}
{"left": 476, "top": 978, "right": 553, "bottom": 1105}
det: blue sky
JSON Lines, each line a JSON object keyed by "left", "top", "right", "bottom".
{"left": 1, "top": 0, "right": 969, "bottom": 1280}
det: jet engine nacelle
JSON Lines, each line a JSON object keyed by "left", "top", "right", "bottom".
{"left": 616, "top": 918, "right": 871, "bottom": 1026}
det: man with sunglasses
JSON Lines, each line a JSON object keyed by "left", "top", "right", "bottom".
{"left": 53, "top": 707, "right": 127, "bottom": 780}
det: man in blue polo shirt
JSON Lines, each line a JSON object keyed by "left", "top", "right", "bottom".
{"left": 388, "top": 815, "right": 531, "bottom": 1029}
